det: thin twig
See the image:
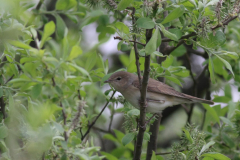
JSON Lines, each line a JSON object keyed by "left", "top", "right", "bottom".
{"left": 81, "top": 91, "right": 116, "bottom": 141}
{"left": 130, "top": 7, "right": 142, "bottom": 90}
{"left": 5, "top": 75, "right": 14, "bottom": 84}
{"left": 51, "top": 77, "right": 56, "bottom": 87}
{"left": 114, "top": 36, "right": 146, "bottom": 46}
{"left": 133, "top": 28, "right": 153, "bottom": 160}
{"left": 162, "top": 32, "right": 197, "bottom": 42}
{"left": 185, "top": 51, "right": 197, "bottom": 124}
{"left": 108, "top": 107, "right": 114, "bottom": 132}
{"left": 165, "top": 39, "right": 185, "bottom": 55}
{"left": 60, "top": 102, "right": 68, "bottom": 141}
{"left": 211, "top": 15, "right": 238, "bottom": 30}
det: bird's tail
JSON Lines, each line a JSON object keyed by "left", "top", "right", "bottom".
{"left": 183, "top": 94, "right": 214, "bottom": 105}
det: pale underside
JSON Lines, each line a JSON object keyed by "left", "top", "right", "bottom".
{"left": 120, "top": 83, "right": 191, "bottom": 113}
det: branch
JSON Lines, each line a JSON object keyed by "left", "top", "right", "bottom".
{"left": 133, "top": 27, "right": 153, "bottom": 160}
{"left": 5, "top": 75, "right": 14, "bottom": 84}
{"left": 114, "top": 36, "right": 146, "bottom": 46}
{"left": 162, "top": 32, "right": 197, "bottom": 42}
{"left": 185, "top": 51, "right": 197, "bottom": 124}
{"left": 81, "top": 91, "right": 116, "bottom": 141}
{"left": 146, "top": 114, "right": 162, "bottom": 160}
{"left": 184, "top": 44, "right": 208, "bottom": 58}
{"left": 165, "top": 39, "right": 184, "bottom": 55}
{"left": 0, "top": 97, "right": 6, "bottom": 119}
{"left": 130, "top": 7, "right": 142, "bottom": 89}
{"left": 60, "top": 102, "right": 68, "bottom": 141}
{"left": 211, "top": 15, "right": 238, "bottom": 30}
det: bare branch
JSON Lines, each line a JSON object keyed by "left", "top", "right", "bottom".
{"left": 60, "top": 102, "right": 68, "bottom": 141}
{"left": 81, "top": 91, "right": 116, "bottom": 141}
{"left": 165, "top": 39, "right": 185, "bottom": 55}
{"left": 114, "top": 36, "right": 146, "bottom": 46}
{"left": 130, "top": 7, "right": 142, "bottom": 90}
{"left": 211, "top": 15, "right": 238, "bottom": 30}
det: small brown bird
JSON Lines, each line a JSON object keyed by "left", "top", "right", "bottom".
{"left": 104, "top": 71, "right": 214, "bottom": 113}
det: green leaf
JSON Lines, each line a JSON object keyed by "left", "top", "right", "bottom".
{"left": 145, "top": 29, "right": 160, "bottom": 55}
{"left": 40, "top": 21, "right": 56, "bottom": 48}
{"left": 55, "top": 14, "right": 67, "bottom": 39}
{"left": 143, "top": 132, "right": 150, "bottom": 141}
{"left": 168, "top": 28, "right": 182, "bottom": 40}
{"left": 217, "top": 51, "right": 239, "bottom": 60}
{"left": 101, "top": 152, "right": 118, "bottom": 160}
{"left": 182, "top": 128, "right": 193, "bottom": 143}
{"left": 31, "top": 84, "right": 42, "bottom": 99}
{"left": 201, "top": 152, "right": 230, "bottom": 160}
{"left": 158, "top": 24, "right": 178, "bottom": 41}
{"left": 151, "top": 151, "right": 157, "bottom": 160}
{"left": 68, "top": 63, "right": 92, "bottom": 81}
{"left": 103, "top": 134, "right": 118, "bottom": 142}
{"left": 153, "top": 51, "right": 165, "bottom": 57}
{"left": 117, "top": 0, "right": 133, "bottom": 10}
{"left": 200, "top": 141, "right": 215, "bottom": 155}
{"left": 227, "top": 101, "right": 237, "bottom": 118}
{"left": 208, "top": 56, "right": 215, "bottom": 83}
{"left": 86, "top": 53, "right": 97, "bottom": 71}
{"left": 165, "top": 76, "right": 182, "bottom": 87}
{"left": 202, "top": 104, "right": 220, "bottom": 125}
{"left": 67, "top": 45, "right": 82, "bottom": 60}
{"left": 214, "top": 54, "right": 234, "bottom": 77}
{"left": 162, "top": 55, "right": 173, "bottom": 68}
{"left": 0, "top": 125, "right": 8, "bottom": 139}
{"left": 127, "top": 109, "right": 140, "bottom": 116}
{"left": 114, "top": 22, "right": 129, "bottom": 34}
{"left": 161, "top": 5, "right": 185, "bottom": 24}
{"left": 220, "top": 116, "right": 234, "bottom": 128}
{"left": 113, "top": 129, "right": 125, "bottom": 142}
{"left": 122, "top": 133, "right": 135, "bottom": 146}
{"left": 55, "top": 0, "right": 77, "bottom": 10}
{"left": 9, "top": 40, "right": 32, "bottom": 49}
{"left": 213, "top": 96, "right": 231, "bottom": 103}
{"left": 222, "top": 133, "right": 235, "bottom": 148}
{"left": 136, "top": 17, "right": 155, "bottom": 29}
{"left": 205, "top": 31, "right": 226, "bottom": 48}
{"left": 203, "top": 157, "right": 214, "bottom": 160}
{"left": 55, "top": 85, "right": 63, "bottom": 96}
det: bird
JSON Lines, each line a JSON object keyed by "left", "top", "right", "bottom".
{"left": 104, "top": 71, "right": 214, "bottom": 113}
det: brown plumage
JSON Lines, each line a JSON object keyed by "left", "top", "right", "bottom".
{"left": 104, "top": 71, "right": 214, "bottom": 113}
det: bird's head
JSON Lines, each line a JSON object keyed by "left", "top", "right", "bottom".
{"left": 104, "top": 71, "right": 133, "bottom": 91}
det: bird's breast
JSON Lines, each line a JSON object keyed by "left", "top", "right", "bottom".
{"left": 120, "top": 86, "right": 183, "bottom": 113}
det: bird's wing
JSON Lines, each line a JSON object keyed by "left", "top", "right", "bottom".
{"left": 132, "top": 78, "right": 192, "bottom": 100}
{"left": 132, "top": 78, "right": 214, "bottom": 105}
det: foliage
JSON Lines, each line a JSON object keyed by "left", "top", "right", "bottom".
{"left": 0, "top": 0, "right": 239, "bottom": 160}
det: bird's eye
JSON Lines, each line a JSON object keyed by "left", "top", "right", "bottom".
{"left": 116, "top": 77, "right": 121, "bottom": 81}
